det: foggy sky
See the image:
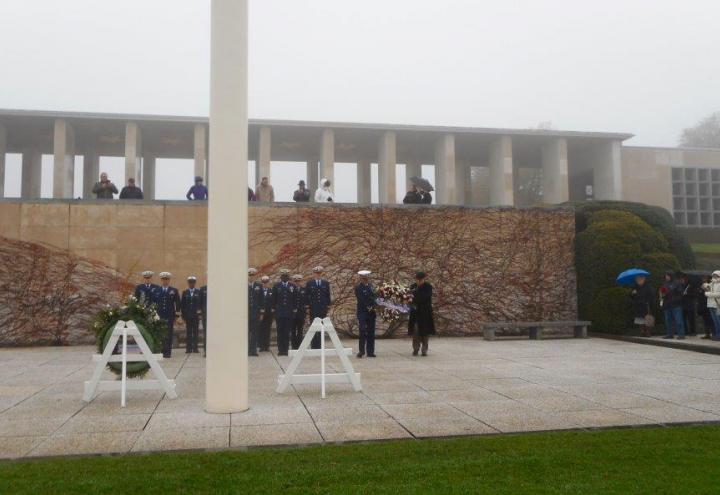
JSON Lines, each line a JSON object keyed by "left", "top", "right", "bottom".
{"left": 1, "top": 0, "right": 718, "bottom": 201}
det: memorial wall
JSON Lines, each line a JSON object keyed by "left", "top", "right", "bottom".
{"left": 0, "top": 201, "right": 578, "bottom": 345}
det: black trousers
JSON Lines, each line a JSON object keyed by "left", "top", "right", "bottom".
{"left": 259, "top": 313, "right": 273, "bottom": 351}
{"left": 358, "top": 313, "right": 376, "bottom": 356}
{"left": 185, "top": 316, "right": 199, "bottom": 352}
{"left": 291, "top": 316, "right": 305, "bottom": 350}
{"left": 248, "top": 316, "right": 259, "bottom": 355}
{"left": 276, "top": 317, "right": 292, "bottom": 355}
{"left": 683, "top": 308, "right": 697, "bottom": 335}
{"left": 310, "top": 309, "right": 328, "bottom": 349}
{"left": 162, "top": 317, "right": 175, "bottom": 358}
{"left": 201, "top": 314, "right": 207, "bottom": 356}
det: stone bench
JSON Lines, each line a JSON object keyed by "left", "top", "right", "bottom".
{"left": 481, "top": 321, "right": 591, "bottom": 341}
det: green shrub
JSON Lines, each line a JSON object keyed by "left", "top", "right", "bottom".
{"left": 588, "top": 286, "right": 633, "bottom": 334}
{"left": 636, "top": 252, "right": 682, "bottom": 290}
{"left": 567, "top": 200, "right": 695, "bottom": 268}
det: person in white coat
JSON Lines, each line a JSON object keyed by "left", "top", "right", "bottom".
{"left": 315, "top": 178, "right": 334, "bottom": 203}
{"left": 702, "top": 270, "right": 720, "bottom": 340}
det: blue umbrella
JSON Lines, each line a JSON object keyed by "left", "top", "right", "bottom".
{"left": 616, "top": 268, "right": 650, "bottom": 286}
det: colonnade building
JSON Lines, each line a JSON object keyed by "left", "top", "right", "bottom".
{"left": 2, "top": 108, "right": 720, "bottom": 227}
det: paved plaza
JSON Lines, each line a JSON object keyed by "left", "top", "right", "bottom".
{"left": 2, "top": 337, "right": 720, "bottom": 459}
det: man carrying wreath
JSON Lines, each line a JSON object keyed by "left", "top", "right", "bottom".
{"left": 355, "top": 270, "right": 377, "bottom": 358}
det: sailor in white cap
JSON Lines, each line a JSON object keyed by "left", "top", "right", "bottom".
{"left": 134, "top": 270, "right": 158, "bottom": 306}
{"left": 156, "top": 272, "right": 181, "bottom": 358}
{"left": 291, "top": 274, "right": 308, "bottom": 349}
{"left": 258, "top": 275, "right": 274, "bottom": 352}
{"left": 306, "top": 266, "right": 332, "bottom": 349}
{"left": 180, "top": 276, "right": 202, "bottom": 354}
{"left": 355, "top": 270, "right": 377, "bottom": 358}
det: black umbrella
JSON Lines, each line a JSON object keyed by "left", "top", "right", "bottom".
{"left": 410, "top": 176, "right": 434, "bottom": 192}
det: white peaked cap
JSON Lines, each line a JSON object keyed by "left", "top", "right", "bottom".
{"left": 159, "top": 272, "right": 172, "bottom": 279}
{"left": 142, "top": 270, "right": 154, "bottom": 277}
{"left": 358, "top": 270, "right": 372, "bottom": 276}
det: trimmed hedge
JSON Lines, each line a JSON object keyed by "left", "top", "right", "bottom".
{"left": 567, "top": 200, "right": 695, "bottom": 269}
{"left": 588, "top": 287, "right": 633, "bottom": 334}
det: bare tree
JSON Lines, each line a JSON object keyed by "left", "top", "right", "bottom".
{"left": 680, "top": 112, "right": 720, "bottom": 148}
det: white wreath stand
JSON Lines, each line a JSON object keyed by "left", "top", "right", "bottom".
{"left": 277, "top": 317, "right": 362, "bottom": 398}
{"left": 83, "top": 320, "right": 177, "bottom": 407}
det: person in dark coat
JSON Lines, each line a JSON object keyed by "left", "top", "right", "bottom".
{"left": 660, "top": 271, "right": 685, "bottom": 340}
{"left": 293, "top": 181, "right": 311, "bottom": 202}
{"left": 180, "top": 276, "right": 202, "bottom": 353}
{"left": 273, "top": 269, "right": 298, "bottom": 356}
{"left": 134, "top": 270, "right": 158, "bottom": 306}
{"left": 402, "top": 185, "right": 421, "bottom": 204}
{"left": 355, "top": 270, "right": 377, "bottom": 358}
{"left": 291, "top": 274, "right": 308, "bottom": 349}
{"left": 258, "top": 276, "right": 274, "bottom": 352}
{"left": 408, "top": 271, "right": 435, "bottom": 356}
{"left": 305, "top": 266, "right": 332, "bottom": 349}
{"left": 419, "top": 190, "right": 433, "bottom": 204}
{"left": 630, "top": 274, "right": 657, "bottom": 337}
{"left": 200, "top": 283, "right": 208, "bottom": 356}
{"left": 119, "top": 178, "right": 144, "bottom": 199}
{"left": 186, "top": 176, "right": 208, "bottom": 200}
{"left": 248, "top": 268, "right": 262, "bottom": 356}
{"left": 679, "top": 274, "right": 699, "bottom": 336}
{"left": 153, "top": 272, "right": 181, "bottom": 358}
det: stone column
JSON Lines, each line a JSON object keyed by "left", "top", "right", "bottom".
{"left": 143, "top": 156, "right": 156, "bottom": 200}
{"left": 378, "top": 131, "right": 397, "bottom": 204}
{"left": 405, "top": 159, "right": 421, "bottom": 192}
{"left": 489, "top": 136, "right": 514, "bottom": 206}
{"left": 541, "top": 138, "right": 569, "bottom": 204}
{"left": 320, "top": 129, "right": 334, "bottom": 186}
{"left": 306, "top": 160, "right": 319, "bottom": 195}
{"left": 53, "top": 119, "right": 75, "bottom": 198}
{"left": 21, "top": 149, "right": 42, "bottom": 199}
{"left": 357, "top": 159, "right": 371, "bottom": 204}
{"left": 462, "top": 162, "right": 473, "bottom": 206}
{"left": 593, "top": 140, "right": 623, "bottom": 200}
{"left": 435, "top": 134, "right": 458, "bottom": 205}
{"left": 125, "top": 122, "right": 142, "bottom": 185}
{"left": 83, "top": 149, "right": 100, "bottom": 199}
{"left": 257, "top": 126, "right": 271, "bottom": 182}
{"left": 0, "top": 125, "right": 6, "bottom": 198}
{"left": 206, "top": 0, "right": 248, "bottom": 413}
{"left": 194, "top": 124, "right": 208, "bottom": 180}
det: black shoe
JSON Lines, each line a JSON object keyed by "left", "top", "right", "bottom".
{"left": 677, "top": 336, "right": 686, "bottom": 340}
{"left": 421, "top": 352, "right": 428, "bottom": 357}
{"left": 356, "top": 353, "right": 363, "bottom": 358}
{"left": 368, "top": 354, "right": 376, "bottom": 358}
{"left": 663, "top": 336, "right": 674, "bottom": 339}
{"left": 249, "top": 353, "right": 259, "bottom": 357}
{"left": 163, "top": 354, "right": 171, "bottom": 359}
{"left": 412, "top": 350, "right": 419, "bottom": 356}
{"left": 702, "top": 335, "right": 711, "bottom": 339}
{"left": 278, "top": 352, "right": 288, "bottom": 356}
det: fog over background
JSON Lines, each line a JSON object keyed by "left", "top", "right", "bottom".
{"left": 1, "top": 0, "right": 718, "bottom": 201}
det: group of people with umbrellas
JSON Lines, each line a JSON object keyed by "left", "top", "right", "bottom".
{"left": 403, "top": 176, "right": 434, "bottom": 204}
{"left": 618, "top": 268, "right": 720, "bottom": 340}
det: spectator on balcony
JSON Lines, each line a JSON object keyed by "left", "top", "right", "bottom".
{"left": 119, "top": 178, "right": 144, "bottom": 200}
{"left": 248, "top": 187, "right": 257, "bottom": 202}
{"left": 92, "top": 172, "right": 119, "bottom": 199}
{"left": 186, "top": 176, "right": 208, "bottom": 201}
{"left": 315, "top": 178, "right": 334, "bottom": 203}
{"left": 255, "top": 177, "right": 275, "bottom": 202}
{"left": 403, "top": 185, "right": 421, "bottom": 204}
{"left": 293, "top": 180, "right": 311, "bottom": 202}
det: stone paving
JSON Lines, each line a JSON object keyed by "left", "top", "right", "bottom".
{"left": 2, "top": 337, "right": 720, "bottom": 459}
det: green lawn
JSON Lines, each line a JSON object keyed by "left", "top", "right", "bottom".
{"left": 692, "top": 243, "right": 720, "bottom": 254}
{"left": 3, "top": 426, "right": 720, "bottom": 494}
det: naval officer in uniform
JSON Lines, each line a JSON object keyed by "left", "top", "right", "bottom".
{"left": 134, "top": 271, "right": 158, "bottom": 306}
{"left": 180, "top": 276, "right": 203, "bottom": 354}
{"left": 306, "top": 266, "right": 332, "bottom": 349}
{"left": 273, "top": 269, "right": 298, "bottom": 356}
{"left": 291, "top": 274, "right": 308, "bottom": 349}
{"left": 153, "top": 272, "right": 181, "bottom": 358}
{"left": 248, "top": 268, "right": 263, "bottom": 356}
{"left": 258, "top": 275, "right": 274, "bottom": 352}
{"left": 355, "top": 270, "right": 377, "bottom": 358}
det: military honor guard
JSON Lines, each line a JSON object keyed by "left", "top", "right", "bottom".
{"left": 200, "top": 282, "right": 207, "bottom": 356}
{"left": 258, "top": 275, "right": 274, "bottom": 352}
{"left": 153, "top": 272, "right": 181, "bottom": 358}
{"left": 355, "top": 270, "right": 377, "bottom": 358}
{"left": 134, "top": 271, "right": 158, "bottom": 306}
{"left": 180, "top": 276, "right": 203, "bottom": 354}
{"left": 306, "top": 266, "right": 332, "bottom": 349}
{"left": 248, "top": 268, "right": 263, "bottom": 357}
{"left": 291, "top": 274, "right": 308, "bottom": 349}
{"left": 273, "top": 269, "right": 298, "bottom": 356}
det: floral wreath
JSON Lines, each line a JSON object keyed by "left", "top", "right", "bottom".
{"left": 374, "top": 282, "right": 414, "bottom": 322}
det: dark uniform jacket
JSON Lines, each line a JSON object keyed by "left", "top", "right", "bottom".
{"left": 249, "top": 281, "right": 264, "bottom": 319}
{"left": 295, "top": 285, "right": 308, "bottom": 320}
{"left": 200, "top": 285, "right": 208, "bottom": 317}
{"left": 260, "top": 286, "right": 275, "bottom": 315}
{"left": 306, "top": 279, "right": 332, "bottom": 315}
{"left": 180, "top": 287, "right": 203, "bottom": 320}
{"left": 153, "top": 286, "right": 181, "bottom": 320}
{"left": 134, "top": 283, "right": 159, "bottom": 305}
{"left": 408, "top": 282, "right": 435, "bottom": 336}
{"left": 273, "top": 282, "right": 298, "bottom": 318}
{"left": 355, "top": 283, "right": 376, "bottom": 317}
